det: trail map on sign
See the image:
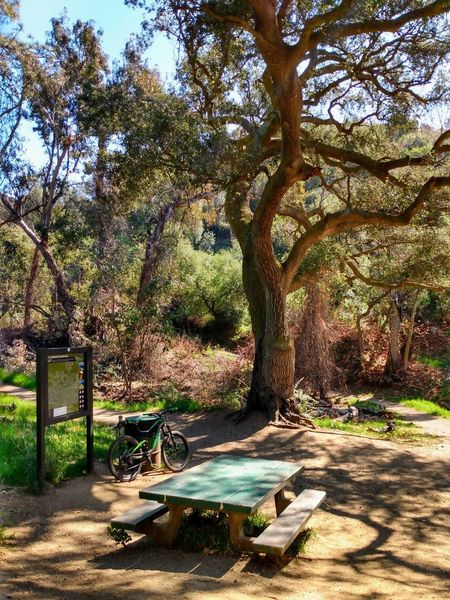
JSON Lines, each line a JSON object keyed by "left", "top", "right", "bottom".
{"left": 47, "top": 355, "right": 83, "bottom": 418}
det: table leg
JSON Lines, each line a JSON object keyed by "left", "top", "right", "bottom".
{"left": 275, "top": 488, "right": 291, "bottom": 516}
{"left": 227, "top": 512, "right": 255, "bottom": 552}
{"left": 140, "top": 504, "right": 185, "bottom": 546}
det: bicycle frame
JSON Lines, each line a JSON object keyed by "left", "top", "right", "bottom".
{"left": 118, "top": 415, "right": 174, "bottom": 469}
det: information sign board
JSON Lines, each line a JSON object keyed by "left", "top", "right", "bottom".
{"left": 36, "top": 346, "right": 93, "bottom": 492}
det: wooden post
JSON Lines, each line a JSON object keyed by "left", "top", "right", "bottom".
{"left": 275, "top": 488, "right": 291, "bottom": 516}
{"left": 141, "top": 504, "right": 185, "bottom": 546}
{"left": 227, "top": 512, "right": 255, "bottom": 551}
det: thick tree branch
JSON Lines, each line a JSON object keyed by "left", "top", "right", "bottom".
{"left": 345, "top": 259, "right": 449, "bottom": 292}
{"left": 283, "top": 176, "right": 450, "bottom": 281}
{"left": 308, "top": 1, "right": 450, "bottom": 51}
{"left": 301, "top": 130, "right": 450, "bottom": 181}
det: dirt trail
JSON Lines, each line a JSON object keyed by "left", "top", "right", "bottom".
{"left": 1, "top": 411, "right": 449, "bottom": 600}
{"left": 3, "top": 382, "right": 450, "bottom": 437}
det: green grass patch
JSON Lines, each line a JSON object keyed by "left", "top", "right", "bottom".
{"left": 390, "top": 397, "right": 450, "bottom": 420}
{"left": 0, "top": 368, "right": 36, "bottom": 391}
{"left": 314, "top": 415, "right": 436, "bottom": 442}
{"left": 0, "top": 394, "right": 113, "bottom": 492}
{"left": 418, "top": 353, "right": 450, "bottom": 370}
{"left": 352, "top": 400, "right": 385, "bottom": 414}
{"left": 95, "top": 384, "right": 232, "bottom": 413}
{"left": 419, "top": 356, "right": 444, "bottom": 369}
{"left": 95, "top": 395, "right": 206, "bottom": 413}
{"left": 0, "top": 522, "right": 15, "bottom": 547}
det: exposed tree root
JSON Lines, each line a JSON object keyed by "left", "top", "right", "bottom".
{"left": 270, "top": 404, "right": 316, "bottom": 430}
{"left": 269, "top": 420, "right": 300, "bottom": 430}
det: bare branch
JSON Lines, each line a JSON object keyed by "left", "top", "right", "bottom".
{"left": 345, "top": 259, "right": 449, "bottom": 292}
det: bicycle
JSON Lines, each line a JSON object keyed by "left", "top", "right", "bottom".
{"left": 108, "top": 409, "right": 191, "bottom": 482}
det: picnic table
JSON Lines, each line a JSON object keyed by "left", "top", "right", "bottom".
{"left": 111, "top": 455, "right": 326, "bottom": 555}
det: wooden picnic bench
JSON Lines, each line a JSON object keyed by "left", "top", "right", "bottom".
{"left": 111, "top": 455, "right": 326, "bottom": 556}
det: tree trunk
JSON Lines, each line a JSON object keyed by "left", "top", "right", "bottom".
{"left": 385, "top": 293, "right": 402, "bottom": 376}
{"left": 14, "top": 217, "right": 75, "bottom": 323}
{"left": 243, "top": 242, "right": 295, "bottom": 419}
{"left": 23, "top": 247, "right": 40, "bottom": 328}
{"left": 295, "top": 282, "right": 332, "bottom": 401}
{"left": 136, "top": 202, "right": 176, "bottom": 307}
{"left": 402, "top": 289, "right": 420, "bottom": 373}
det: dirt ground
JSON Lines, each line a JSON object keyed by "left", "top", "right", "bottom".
{"left": 1, "top": 411, "right": 449, "bottom": 600}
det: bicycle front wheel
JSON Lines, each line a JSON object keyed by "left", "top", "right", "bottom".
{"left": 108, "top": 435, "right": 142, "bottom": 482}
{"left": 162, "top": 432, "right": 190, "bottom": 472}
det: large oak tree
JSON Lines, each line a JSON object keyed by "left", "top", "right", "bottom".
{"left": 128, "top": 0, "right": 450, "bottom": 423}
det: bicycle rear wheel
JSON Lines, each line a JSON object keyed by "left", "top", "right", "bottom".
{"left": 162, "top": 432, "right": 190, "bottom": 472}
{"left": 108, "top": 435, "right": 142, "bottom": 482}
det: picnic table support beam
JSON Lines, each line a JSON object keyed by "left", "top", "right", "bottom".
{"left": 141, "top": 504, "right": 185, "bottom": 546}
{"left": 227, "top": 512, "right": 255, "bottom": 552}
{"left": 275, "top": 488, "right": 291, "bottom": 516}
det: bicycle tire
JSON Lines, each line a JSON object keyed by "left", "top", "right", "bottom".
{"left": 108, "top": 435, "right": 142, "bottom": 482}
{"left": 162, "top": 431, "right": 190, "bottom": 472}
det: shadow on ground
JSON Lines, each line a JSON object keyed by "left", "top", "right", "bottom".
{"left": 1, "top": 410, "right": 449, "bottom": 599}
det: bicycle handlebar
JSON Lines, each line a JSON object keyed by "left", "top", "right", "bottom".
{"left": 141, "top": 408, "right": 177, "bottom": 418}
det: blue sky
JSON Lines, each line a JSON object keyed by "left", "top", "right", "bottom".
{"left": 18, "top": 0, "right": 176, "bottom": 165}
{"left": 19, "top": 0, "right": 176, "bottom": 76}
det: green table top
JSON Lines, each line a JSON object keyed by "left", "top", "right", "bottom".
{"left": 139, "top": 455, "right": 303, "bottom": 514}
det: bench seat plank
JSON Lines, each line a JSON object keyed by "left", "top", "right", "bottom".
{"left": 111, "top": 501, "right": 169, "bottom": 532}
{"left": 252, "top": 489, "right": 326, "bottom": 555}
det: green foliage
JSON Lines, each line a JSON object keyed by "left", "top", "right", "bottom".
{"left": 176, "top": 509, "right": 233, "bottom": 553}
{"left": 0, "top": 368, "right": 36, "bottom": 390}
{"left": 175, "top": 510, "right": 270, "bottom": 554}
{"left": 0, "top": 228, "right": 32, "bottom": 327}
{"left": 174, "top": 509, "right": 315, "bottom": 556}
{"left": 106, "top": 525, "right": 132, "bottom": 547}
{"left": 352, "top": 400, "right": 384, "bottom": 414}
{"left": 419, "top": 353, "right": 450, "bottom": 370}
{"left": 287, "top": 527, "right": 317, "bottom": 556}
{"left": 0, "top": 395, "right": 112, "bottom": 491}
{"left": 314, "top": 416, "right": 436, "bottom": 443}
{"left": 390, "top": 397, "right": 450, "bottom": 421}
{"left": 243, "top": 512, "right": 271, "bottom": 537}
{"left": 172, "top": 241, "right": 249, "bottom": 337}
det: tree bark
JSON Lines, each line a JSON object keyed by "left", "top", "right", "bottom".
{"left": 14, "top": 217, "right": 75, "bottom": 322}
{"left": 23, "top": 247, "right": 40, "bottom": 328}
{"left": 385, "top": 293, "right": 402, "bottom": 376}
{"left": 242, "top": 236, "right": 295, "bottom": 419}
{"left": 402, "top": 289, "right": 420, "bottom": 373}
{"left": 136, "top": 202, "right": 176, "bottom": 307}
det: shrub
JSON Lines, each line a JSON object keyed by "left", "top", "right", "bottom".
{"left": 170, "top": 241, "right": 249, "bottom": 340}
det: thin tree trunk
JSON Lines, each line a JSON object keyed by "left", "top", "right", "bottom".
{"left": 14, "top": 217, "right": 75, "bottom": 321}
{"left": 23, "top": 247, "right": 40, "bottom": 328}
{"left": 385, "top": 293, "right": 402, "bottom": 375}
{"left": 137, "top": 203, "right": 176, "bottom": 307}
{"left": 94, "top": 132, "right": 111, "bottom": 251}
{"left": 402, "top": 289, "right": 420, "bottom": 373}
{"left": 356, "top": 293, "right": 388, "bottom": 371}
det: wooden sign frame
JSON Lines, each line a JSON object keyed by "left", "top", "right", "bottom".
{"left": 36, "top": 346, "right": 93, "bottom": 493}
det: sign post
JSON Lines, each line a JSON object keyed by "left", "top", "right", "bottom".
{"left": 36, "top": 346, "right": 93, "bottom": 493}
